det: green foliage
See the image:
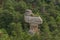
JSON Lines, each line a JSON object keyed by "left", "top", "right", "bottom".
{"left": 0, "top": 29, "right": 10, "bottom": 40}
{"left": 0, "top": 0, "right": 60, "bottom": 40}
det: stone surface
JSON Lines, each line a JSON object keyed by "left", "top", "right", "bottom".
{"left": 29, "top": 23, "right": 40, "bottom": 35}
{"left": 24, "top": 9, "right": 43, "bottom": 35}
{"left": 24, "top": 16, "right": 43, "bottom": 24}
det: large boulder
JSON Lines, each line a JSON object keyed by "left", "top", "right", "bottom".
{"left": 24, "top": 16, "right": 43, "bottom": 24}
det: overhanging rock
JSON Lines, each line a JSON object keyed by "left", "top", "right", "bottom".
{"left": 24, "top": 16, "right": 43, "bottom": 24}
{"left": 24, "top": 9, "right": 43, "bottom": 35}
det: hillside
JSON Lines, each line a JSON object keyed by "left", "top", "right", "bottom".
{"left": 0, "top": 0, "right": 60, "bottom": 40}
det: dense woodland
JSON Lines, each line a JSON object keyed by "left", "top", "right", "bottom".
{"left": 0, "top": 0, "right": 60, "bottom": 40}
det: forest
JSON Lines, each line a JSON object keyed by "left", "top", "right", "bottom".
{"left": 0, "top": 0, "right": 60, "bottom": 40}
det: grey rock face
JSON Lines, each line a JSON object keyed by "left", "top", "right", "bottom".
{"left": 24, "top": 16, "right": 43, "bottom": 24}
{"left": 24, "top": 9, "right": 43, "bottom": 35}
{"left": 24, "top": 9, "right": 33, "bottom": 16}
{"left": 24, "top": 9, "right": 43, "bottom": 24}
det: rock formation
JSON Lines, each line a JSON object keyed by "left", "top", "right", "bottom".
{"left": 24, "top": 9, "right": 43, "bottom": 35}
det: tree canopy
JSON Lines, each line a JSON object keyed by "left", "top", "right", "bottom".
{"left": 0, "top": 0, "right": 60, "bottom": 40}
